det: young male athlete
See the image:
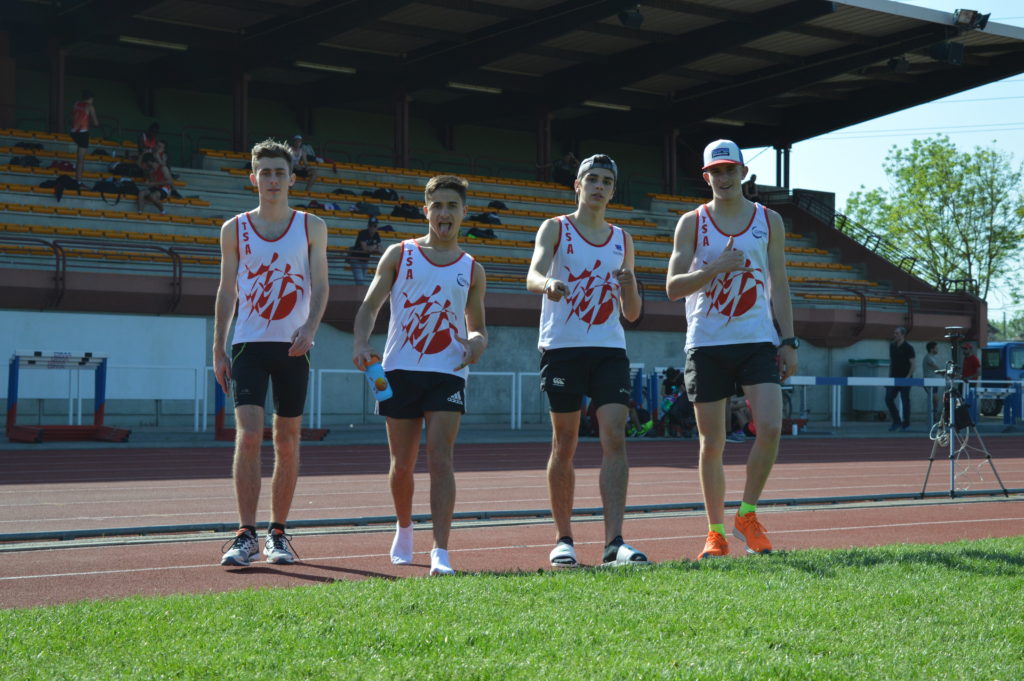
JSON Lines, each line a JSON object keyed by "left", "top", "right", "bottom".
{"left": 526, "top": 154, "right": 649, "bottom": 568}
{"left": 666, "top": 140, "right": 798, "bottom": 560}
{"left": 214, "top": 139, "right": 329, "bottom": 567}
{"left": 352, "top": 175, "right": 487, "bottom": 576}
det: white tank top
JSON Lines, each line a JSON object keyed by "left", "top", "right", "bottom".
{"left": 382, "top": 240, "right": 474, "bottom": 379}
{"left": 538, "top": 215, "right": 627, "bottom": 351}
{"left": 684, "top": 203, "right": 779, "bottom": 350}
{"left": 232, "top": 210, "right": 312, "bottom": 345}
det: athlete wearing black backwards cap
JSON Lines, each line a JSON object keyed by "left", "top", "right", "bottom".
{"left": 526, "top": 154, "right": 650, "bottom": 568}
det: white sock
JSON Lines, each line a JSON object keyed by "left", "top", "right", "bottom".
{"left": 429, "top": 548, "right": 455, "bottom": 576}
{"left": 390, "top": 522, "right": 413, "bottom": 565}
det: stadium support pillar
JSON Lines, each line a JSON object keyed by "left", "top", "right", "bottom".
{"left": 775, "top": 145, "right": 791, "bottom": 190}
{"left": 232, "top": 70, "right": 249, "bottom": 153}
{"left": 0, "top": 32, "right": 15, "bottom": 129}
{"left": 393, "top": 91, "right": 410, "bottom": 169}
{"left": 663, "top": 127, "right": 678, "bottom": 195}
{"left": 536, "top": 108, "right": 551, "bottom": 182}
{"left": 47, "top": 37, "right": 65, "bottom": 134}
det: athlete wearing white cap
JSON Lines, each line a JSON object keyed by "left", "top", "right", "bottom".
{"left": 666, "top": 139, "right": 798, "bottom": 561}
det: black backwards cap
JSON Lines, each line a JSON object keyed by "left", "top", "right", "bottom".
{"left": 576, "top": 154, "right": 618, "bottom": 182}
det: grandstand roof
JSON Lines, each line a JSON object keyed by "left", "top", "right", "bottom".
{"left": 6, "top": 0, "right": 1024, "bottom": 150}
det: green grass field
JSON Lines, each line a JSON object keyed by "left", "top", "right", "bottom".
{"left": 4, "top": 536, "right": 1023, "bottom": 680}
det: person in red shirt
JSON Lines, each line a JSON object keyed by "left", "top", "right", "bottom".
{"left": 961, "top": 343, "right": 980, "bottom": 382}
{"left": 69, "top": 91, "right": 98, "bottom": 185}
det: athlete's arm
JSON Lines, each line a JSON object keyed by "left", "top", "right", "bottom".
{"left": 88, "top": 103, "right": 99, "bottom": 127}
{"left": 617, "top": 231, "right": 642, "bottom": 322}
{"left": 665, "top": 210, "right": 748, "bottom": 301}
{"left": 213, "top": 217, "right": 240, "bottom": 394}
{"left": 351, "top": 242, "right": 401, "bottom": 371}
{"left": 526, "top": 218, "right": 568, "bottom": 300}
{"left": 766, "top": 209, "right": 798, "bottom": 380}
{"left": 289, "top": 215, "right": 329, "bottom": 357}
{"left": 455, "top": 260, "right": 489, "bottom": 371}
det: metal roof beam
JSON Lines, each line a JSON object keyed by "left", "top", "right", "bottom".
{"left": 435, "top": 0, "right": 834, "bottom": 126}
{"left": 311, "top": 0, "right": 630, "bottom": 108}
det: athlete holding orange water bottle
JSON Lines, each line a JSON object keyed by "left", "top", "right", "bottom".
{"left": 352, "top": 174, "right": 487, "bottom": 576}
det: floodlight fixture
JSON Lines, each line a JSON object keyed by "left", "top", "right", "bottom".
{"left": 953, "top": 9, "right": 990, "bottom": 30}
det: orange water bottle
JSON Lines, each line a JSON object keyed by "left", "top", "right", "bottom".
{"left": 364, "top": 358, "right": 393, "bottom": 401}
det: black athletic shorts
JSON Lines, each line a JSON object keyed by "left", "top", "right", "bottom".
{"left": 540, "top": 347, "right": 632, "bottom": 413}
{"left": 378, "top": 369, "right": 466, "bottom": 419}
{"left": 684, "top": 342, "right": 779, "bottom": 403}
{"left": 230, "top": 342, "right": 310, "bottom": 418}
{"left": 70, "top": 131, "right": 89, "bottom": 148}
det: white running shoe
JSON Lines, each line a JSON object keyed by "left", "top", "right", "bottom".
{"left": 220, "top": 529, "right": 259, "bottom": 567}
{"left": 264, "top": 529, "right": 297, "bottom": 565}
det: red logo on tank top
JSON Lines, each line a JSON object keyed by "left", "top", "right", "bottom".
{"left": 564, "top": 259, "right": 618, "bottom": 328}
{"left": 242, "top": 252, "right": 306, "bottom": 325}
{"left": 704, "top": 258, "right": 765, "bottom": 320}
{"left": 399, "top": 284, "right": 458, "bottom": 358}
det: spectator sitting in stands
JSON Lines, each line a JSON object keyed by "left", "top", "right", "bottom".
{"left": 153, "top": 140, "right": 179, "bottom": 181}
{"left": 550, "top": 151, "right": 579, "bottom": 189}
{"left": 137, "top": 122, "right": 160, "bottom": 163}
{"left": 348, "top": 215, "right": 383, "bottom": 285}
{"left": 288, "top": 134, "right": 318, "bottom": 192}
{"left": 727, "top": 395, "right": 752, "bottom": 443}
{"left": 137, "top": 152, "right": 173, "bottom": 215}
{"left": 742, "top": 174, "right": 760, "bottom": 202}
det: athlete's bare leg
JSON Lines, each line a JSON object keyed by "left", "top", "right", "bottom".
{"left": 596, "top": 402, "right": 630, "bottom": 544}
{"left": 232, "top": 405, "right": 265, "bottom": 527}
{"left": 547, "top": 410, "right": 580, "bottom": 541}
{"left": 270, "top": 414, "right": 302, "bottom": 525}
{"left": 739, "top": 383, "right": 782, "bottom": 506}
{"left": 423, "top": 410, "right": 461, "bottom": 550}
{"left": 385, "top": 417, "right": 423, "bottom": 529}
{"left": 694, "top": 398, "right": 728, "bottom": 526}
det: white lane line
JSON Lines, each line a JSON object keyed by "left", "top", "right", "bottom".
{"left": 4, "top": 515, "right": 1023, "bottom": 582}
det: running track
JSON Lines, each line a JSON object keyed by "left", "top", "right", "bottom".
{"left": 2, "top": 436, "right": 1022, "bottom": 609}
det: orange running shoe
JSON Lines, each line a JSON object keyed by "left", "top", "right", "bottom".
{"left": 733, "top": 511, "right": 773, "bottom": 554}
{"left": 698, "top": 531, "right": 729, "bottom": 560}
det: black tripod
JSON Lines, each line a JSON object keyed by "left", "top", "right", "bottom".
{"left": 920, "top": 365, "right": 1008, "bottom": 499}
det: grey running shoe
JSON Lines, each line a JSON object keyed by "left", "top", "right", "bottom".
{"left": 220, "top": 528, "right": 259, "bottom": 567}
{"left": 264, "top": 529, "right": 297, "bottom": 565}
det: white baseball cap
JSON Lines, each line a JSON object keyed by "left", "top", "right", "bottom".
{"left": 702, "top": 139, "right": 744, "bottom": 170}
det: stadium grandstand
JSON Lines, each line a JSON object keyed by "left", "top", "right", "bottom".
{"left": 1, "top": 0, "right": 1022, "bottom": 430}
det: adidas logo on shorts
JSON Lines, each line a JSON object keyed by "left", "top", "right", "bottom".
{"left": 447, "top": 392, "right": 464, "bottom": 406}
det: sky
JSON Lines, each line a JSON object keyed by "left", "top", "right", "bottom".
{"left": 740, "top": 0, "right": 1024, "bottom": 316}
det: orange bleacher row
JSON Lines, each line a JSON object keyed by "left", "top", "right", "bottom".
{"left": 0, "top": 126, "right": 894, "bottom": 302}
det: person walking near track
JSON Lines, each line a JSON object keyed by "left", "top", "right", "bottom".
{"left": 352, "top": 175, "right": 488, "bottom": 576}
{"left": 666, "top": 140, "right": 798, "bottom": 560}
{"left": 526, "top": 154, "right": 649, "bottom": 568}
{"left": 214, "top": 139, "right": 329, "bottom": 567}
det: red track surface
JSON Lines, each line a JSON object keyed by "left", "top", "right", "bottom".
{"left": 2, "top": 436, "right": 1022, "bottom": 609}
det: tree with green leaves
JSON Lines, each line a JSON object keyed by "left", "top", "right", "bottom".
{"left": 845, "top": 135, "right": 1024, "bottom": 300}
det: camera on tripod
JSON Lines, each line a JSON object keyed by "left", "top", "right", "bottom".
{"left": 943, "top": 326, "right": 965, "bottom": 379}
